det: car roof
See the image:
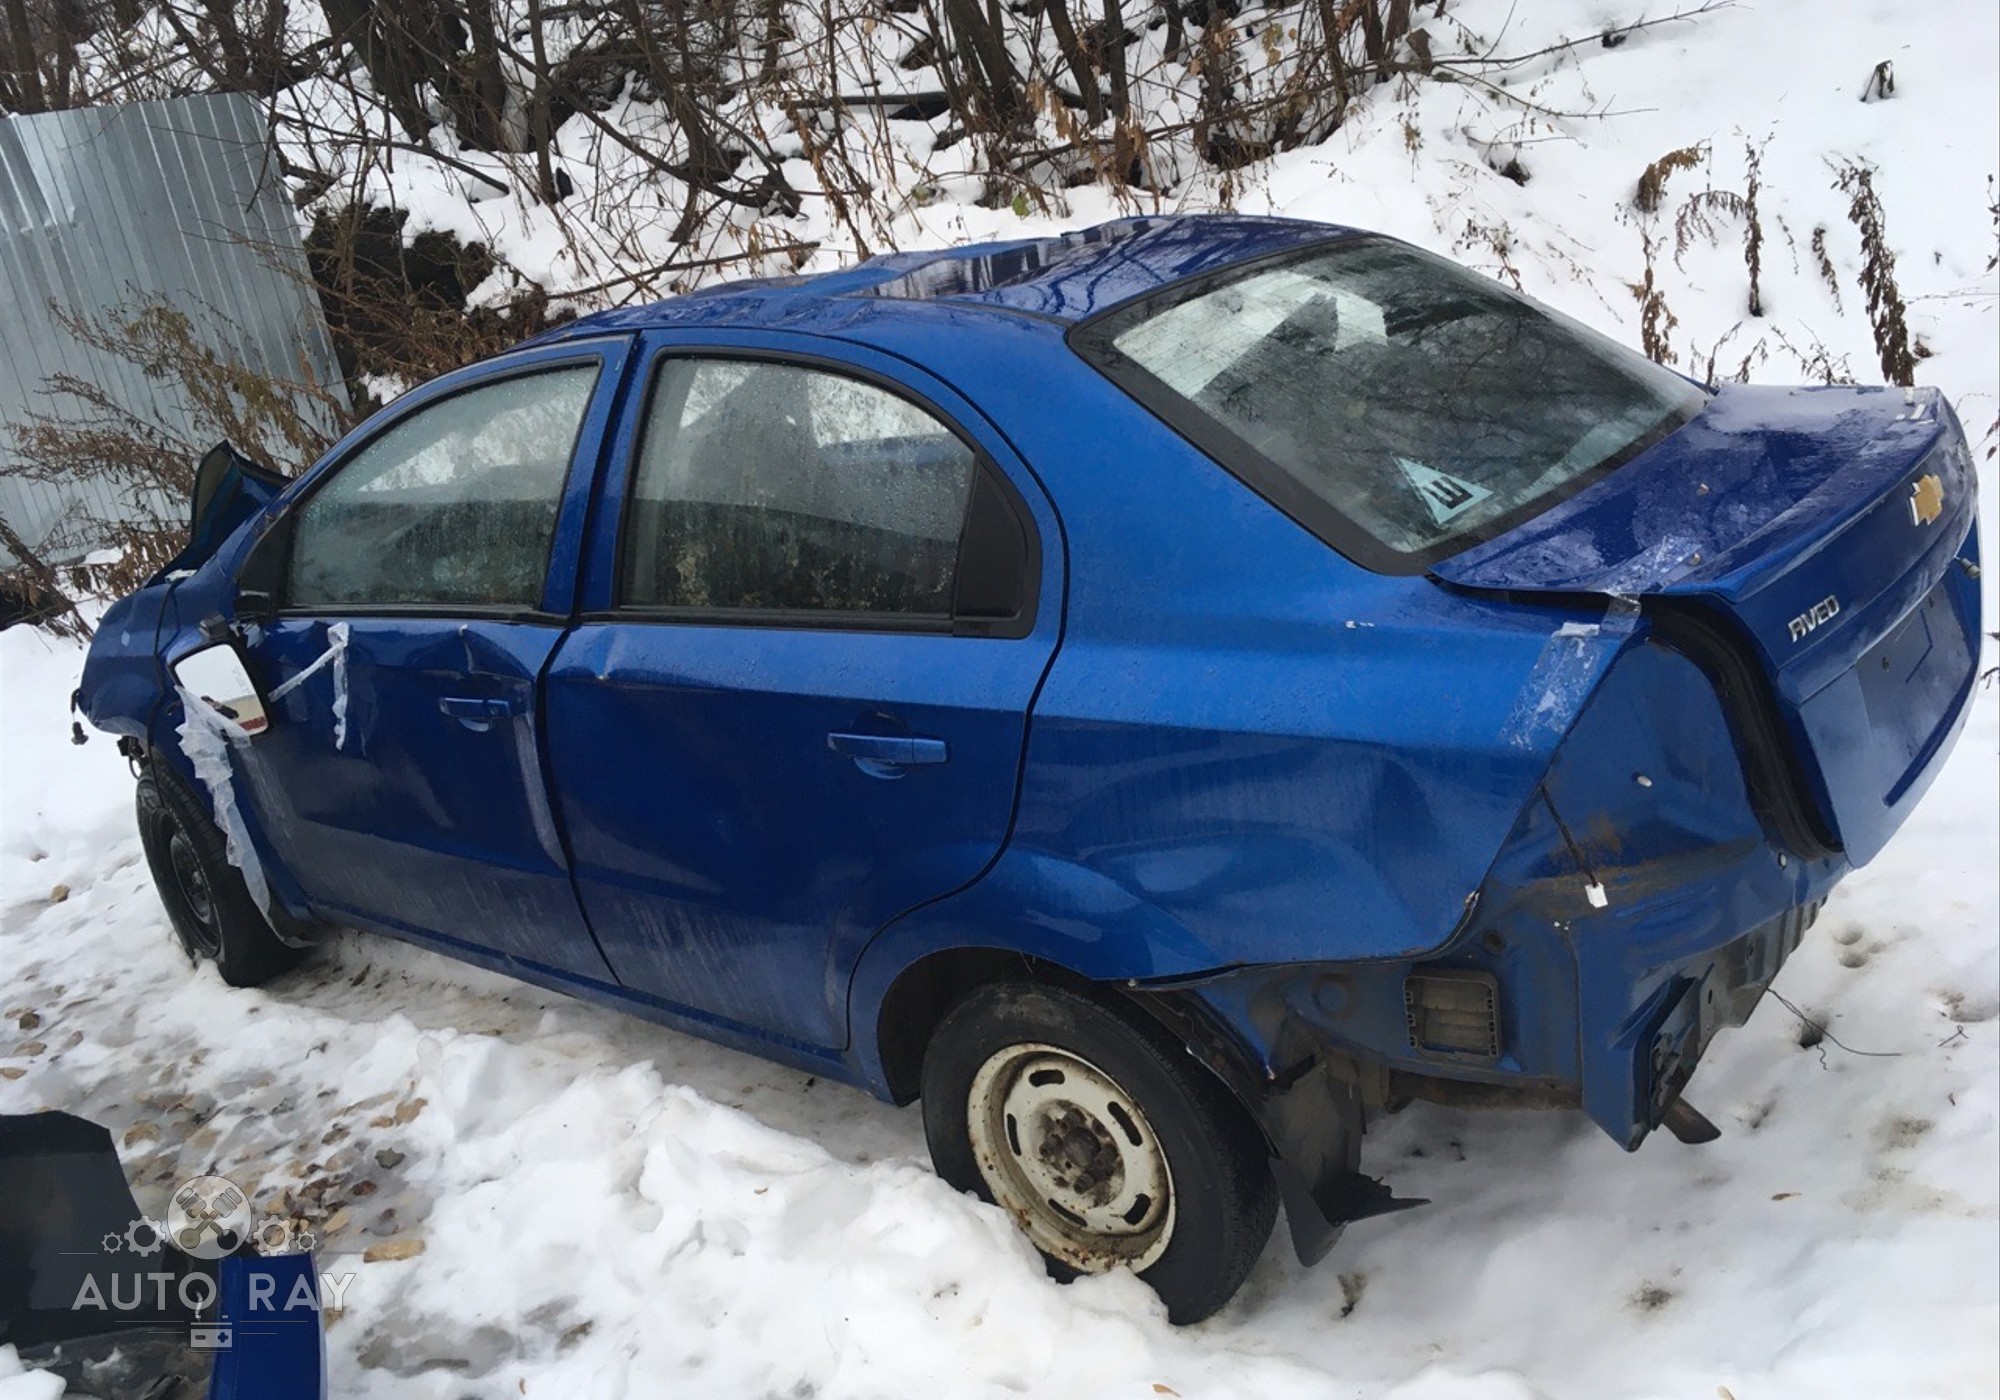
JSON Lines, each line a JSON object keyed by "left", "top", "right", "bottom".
{"left": 522, "top": 214, "right": 1353, "bottom": 347}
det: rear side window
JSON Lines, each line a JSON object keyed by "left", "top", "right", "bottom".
{"left": 288, "top": 365, "right": 599, "bottom": 608}
{"left": 621, "top": 358, "right": 978, "bottom": 619}
{"left": 1073, "top": 238, "right": 1707, "bottom": 572}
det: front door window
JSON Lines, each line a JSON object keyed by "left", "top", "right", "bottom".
{"left": 288, "top": 365, "right": 600, "bottom": 609}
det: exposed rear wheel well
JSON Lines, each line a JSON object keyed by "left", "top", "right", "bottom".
{"left": 873, "top": 948, "right": 1278, "bottom": 1140}
{"left": 875, "top": 947, "right": 1119, "bottom": 1104}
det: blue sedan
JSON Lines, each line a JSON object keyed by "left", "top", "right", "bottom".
{"left": 80, "top": 215, "right": 1983, "bottom": 1322}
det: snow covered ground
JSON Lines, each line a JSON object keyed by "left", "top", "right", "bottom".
{"left": 4, "top": 616, "right": 1996, "bottom": 1400}
{"left": 5, "top": 0, "right": 1999, "bottom": 1395}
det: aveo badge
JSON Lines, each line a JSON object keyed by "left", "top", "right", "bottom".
{"left": 1788, "top": 594, "right": 1840, "bottom": 644}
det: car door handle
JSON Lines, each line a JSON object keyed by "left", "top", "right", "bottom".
{"left": 826, "top": 732, "right": 948, "bottom": 775}
{"left": 438, "top": 696, "right": 518, "bottom": 731}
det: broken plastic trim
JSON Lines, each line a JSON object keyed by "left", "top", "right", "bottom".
{"left": 1127, "top": 986, "right": 1426, "bottom": 1266}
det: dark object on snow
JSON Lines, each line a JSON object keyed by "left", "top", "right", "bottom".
{"left": 77, "top": 213, "right": 1984, "bottom": 1323}
{"left": 0, "top": 1111, "right": 326, "bottom": 1398}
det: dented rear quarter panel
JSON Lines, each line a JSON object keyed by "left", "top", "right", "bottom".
{"left": 1436, "top": 384, "right": 1983, "bottom": 865}
{"left": 846, "top": 319, "right": 1633, "bottom": 1064}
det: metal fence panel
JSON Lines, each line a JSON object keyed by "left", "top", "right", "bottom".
{"left": 0, "top": 93, "right": 346, "bottom": 566}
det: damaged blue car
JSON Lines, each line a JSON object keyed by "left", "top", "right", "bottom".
{"left": 79, "top": 215, "right": 1983, "bottom": 1322}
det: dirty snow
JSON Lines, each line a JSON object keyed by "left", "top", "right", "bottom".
{"left": 5, "top": 0, "right": 1999, "bottom": 1395}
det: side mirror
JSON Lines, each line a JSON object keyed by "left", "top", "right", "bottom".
{"left": 172, "top": 642, "right": 270, "bottom": 737}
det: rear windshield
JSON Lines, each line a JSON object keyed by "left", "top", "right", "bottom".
{"left": 1072, "top": 237, "right": 1707, "bottom": 572}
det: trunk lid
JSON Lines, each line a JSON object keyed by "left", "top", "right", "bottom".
{"left": 1434, "top": 384, "right": 1982, "bottom": 865}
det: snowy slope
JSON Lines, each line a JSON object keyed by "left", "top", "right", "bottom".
{"left": 325, "top": 0, "right": 2000, "bottom": 447}
{"left": 4, "top": 2, "right": 1998, "bottom": 1396}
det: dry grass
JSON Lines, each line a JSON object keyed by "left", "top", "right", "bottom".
{"left": 2, "top": 294, "right": 359, "bottom": 629}
{"left": 1636, "top": 144, "right": 1703, "bottom": 214}
{"left": 1834, "top": 159, "right": 1916, "bottom": 387}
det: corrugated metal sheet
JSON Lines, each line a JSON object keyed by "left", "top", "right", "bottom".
{"left": 0, "top": 93, "right": 346, "bottom": 566}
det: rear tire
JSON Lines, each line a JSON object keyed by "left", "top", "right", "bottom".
{"left": 136, "top": 764, "right": 304, "bottom": 988}
{"left": 921, "top": 981, "right": 1277, "bottom": 1324}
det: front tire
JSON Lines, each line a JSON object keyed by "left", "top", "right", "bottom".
{"left": 136, "top": 764, "right": 304, "bottom": 988}
{"left": 921, "top": 982, "right": 1277, "bottom": 1324}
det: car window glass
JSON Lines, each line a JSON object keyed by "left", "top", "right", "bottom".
{"left": 1083, "top": 239, "right": 1705, "bottom": 563}
{"left": 622, "top": 359, "right": 976, "bottom": 617}
{"left": 288, "top": 365, "right": 599, "bottom": 608}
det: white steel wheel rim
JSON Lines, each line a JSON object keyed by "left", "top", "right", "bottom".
{"left": 965, "top": 1042, "right": 1176, "bottom": 1273}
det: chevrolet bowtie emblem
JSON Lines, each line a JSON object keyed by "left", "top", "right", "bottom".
{"left": 1909, "top": 473, "right": 1944, "bottom": 526}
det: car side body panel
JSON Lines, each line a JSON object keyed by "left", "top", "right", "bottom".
{"left": 80, "top": 338, "right": 643, "bottom": 958}
{"left": 233, "top": 339, "right": 635, "bottom": 982}
{"left": 1159, "top": 638, "right": 1852, "bottom": 1141}
{"left": 82, "top": 549, "right": 326, "bottom": 927}
{"left": 235, "top": 615, "right": 617, "bottom": 981}
{"left": 79, "top": 583, "right": 178, "bottom": 746}
{"left": 838, "top": 310, "right": 1623, "bottom": 1005}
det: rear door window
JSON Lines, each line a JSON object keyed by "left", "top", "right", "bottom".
{"left": 620, "top": 358, "right": 978, "bottom": 621}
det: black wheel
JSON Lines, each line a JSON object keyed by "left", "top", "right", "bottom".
{"left": 136, "top": 763, "right": 305, "bottom": 988}
{"left": 921, "top": 982, "right": 1278, "bottom": 1324}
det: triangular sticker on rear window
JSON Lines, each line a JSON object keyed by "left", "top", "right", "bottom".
{"left": 1397, "top": 457, "right": 1494, "bottom": 527}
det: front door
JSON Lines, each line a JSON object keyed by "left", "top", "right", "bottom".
{"left": 546, "top": 341, "right": 1061, "bottom": 1049}
{"left": 234, "top": 342, "right": 629, "bottom": 982}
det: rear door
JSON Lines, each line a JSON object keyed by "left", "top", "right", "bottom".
{"left": 545, "top": 332, "right": 1061, "bottom": 1050}
{"left": 233, "top": 339, "right": 632, "bottom": 981}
